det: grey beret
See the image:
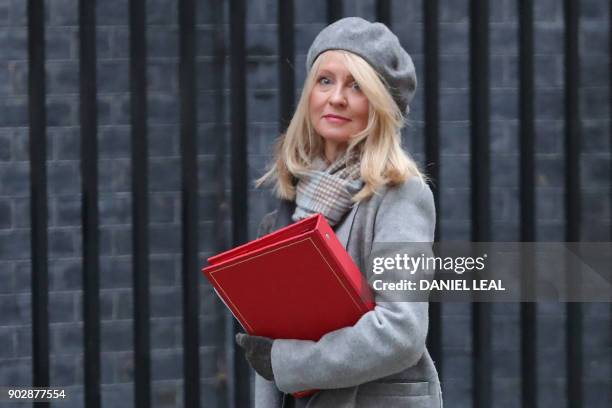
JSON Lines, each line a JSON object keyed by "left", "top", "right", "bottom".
{"left": 306, "top": 17, "right": 417, "bottom": 115}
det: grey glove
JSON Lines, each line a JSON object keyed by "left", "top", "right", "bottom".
{"left": 235, "top": 333, "right": 274, "bottom": 381}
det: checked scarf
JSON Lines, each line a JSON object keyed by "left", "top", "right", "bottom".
{"left": 292, "top": 150, "right": 364, "bottom": 227}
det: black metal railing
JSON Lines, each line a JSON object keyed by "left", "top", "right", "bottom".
{"left": 563, "top": 1, "right": 582, "bottom": 407}
{"left": 229, "top": 0, "right": 250, "bottom": 406}
{"left": 28, "top": 2, "right": 50, "bottom": 407}
{"left": 424, "top": 0, "right": 443, "bottom": 383}
{"left": 22, "top": 1, "right": 609, "bottom": 407}
{"left": 518, "top": 1, "right": 537, "bottom": 407}
{"left": 128, "top": 1, "right": 152, "bottom": 406}
{"left": 179, "top": 0, "right": 201, "bottom": 406}
{"left": 79, "top": 0, "right": 101, "bottom": 407}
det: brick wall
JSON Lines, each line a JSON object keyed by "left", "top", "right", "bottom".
{"left": 0, "top": 0, "right": 610, "bottom": 407}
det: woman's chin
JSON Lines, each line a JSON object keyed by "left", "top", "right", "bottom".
{"left": 319, "top": 133, "right": 352, "bottom": 144}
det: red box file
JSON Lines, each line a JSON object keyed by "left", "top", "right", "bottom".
{"left": 203, "top": 213, "right": 374, "bottom": 339}
{"left": 202, "top": 213, "right": 375, "bottom": 397}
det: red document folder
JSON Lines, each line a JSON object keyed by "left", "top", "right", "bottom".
{"left": 203, "top": 213, "right": 374, "bottom": 339}
{"left": 202, "top": 213, "right": 375, "bottom": 397}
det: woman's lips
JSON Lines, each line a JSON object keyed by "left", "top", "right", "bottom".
{"left": 323, "top": 114, "right": 351, "bottom": 123}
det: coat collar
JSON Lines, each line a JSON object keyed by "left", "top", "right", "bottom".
{"left": 273, "top": 199, "right": 296, "bottom": 230}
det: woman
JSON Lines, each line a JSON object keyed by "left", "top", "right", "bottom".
{"left": 235, "top": 17, "right": 442, "bottom": 408}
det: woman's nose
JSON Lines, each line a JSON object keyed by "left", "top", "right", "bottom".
{"left": 329, "top": 85, "right": 347, "bottom": 106}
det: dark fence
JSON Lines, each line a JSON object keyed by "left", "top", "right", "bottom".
{"left": 8, "top": 0, "right": 611, "bottom": 407}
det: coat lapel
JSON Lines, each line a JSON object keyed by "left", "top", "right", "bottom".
{"left": 334, "top": 203, "right": 360, "bottom": 250}
{"left": 274, "top": 199, "right": 297, "bottom": 230}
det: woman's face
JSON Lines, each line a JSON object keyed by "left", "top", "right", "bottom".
{"left": 309, "top": 51, "right": 370, "bottom": 153}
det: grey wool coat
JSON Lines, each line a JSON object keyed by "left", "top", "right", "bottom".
{"left": 254, "top": 176, "right": 443, "bottom": 408}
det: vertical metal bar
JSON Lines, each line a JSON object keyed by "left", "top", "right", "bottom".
{"left": 518, "top": 1, "right": 535, "bottom": 241}
{"left": 27, "top": 0, "right": 49, "bottom": 401}
{"left": 79, "top": 0, "right": 101, "bottom": 407}
{"left": 129, "top": 0, "right": 151, "bottom": 406}
{"left": 229, "top": 0, "right": 250, "bottom": 406}
{"left": 376, "top": 0, "right": 391, "bottom": 26}
{"left": 518, "top": 1, "right": 537, "bottom": 407}
{"left": 563, "top": 1, "right": 582, "bottom": 407}
{"left": 609, "top": 10, "right": 612, "bottom": 408}
{"left": 178, "top": 0, "right": 201, "bottom": 407}
{"left": 211, "top": 1, "right": 230, "bottom": 405}
{"left": 563, "top": 0, "right": 580, "bottom": 244}
{"left": 469, "top": 1, "right": 491, "bottom": 408}
{"left": 278, "top": 0, "right": 295, "bottom": 132}
{"left": 327, "top": 0, "right": 343, "bottom": 24}
{"left": 423, "top": 0, "right": 442, "bottom": 378}
{"left": 470, "top": 0, "right": 491, "bottom": 239}
{"left": 424, "top": 0, "right": 440, "bottom": 243}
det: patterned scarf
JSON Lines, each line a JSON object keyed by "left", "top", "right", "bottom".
{"left": 292, "top": 150, "right": 364, "bottom": 227}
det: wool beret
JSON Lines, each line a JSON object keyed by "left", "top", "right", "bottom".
{"left": 306, "top": 17, "right": 417, "bottom": 115}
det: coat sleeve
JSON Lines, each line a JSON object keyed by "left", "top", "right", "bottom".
{"left": 255, "top": 373, "right": 283, "bottom": 408}
{"left": 270, "top": 179, "right": 436, "bottom": 393}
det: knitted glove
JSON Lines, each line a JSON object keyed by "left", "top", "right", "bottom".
{"left": 235, "top": 333, "right": 274, "bottom": 381}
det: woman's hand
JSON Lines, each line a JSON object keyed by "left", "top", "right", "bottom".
{"left": 235, "top": 333, "right": 275, "bottom": 381}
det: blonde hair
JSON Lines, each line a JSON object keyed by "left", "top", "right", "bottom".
{"left": 255, "top": 50, "right": 426, "bottom": 202}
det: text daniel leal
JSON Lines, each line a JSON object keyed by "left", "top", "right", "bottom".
{"left": 373, "top": 279, "right": 506, "bottom": 291}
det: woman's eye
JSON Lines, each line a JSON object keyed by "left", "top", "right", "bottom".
{"left": 352, "top": 82, "right": 361, "bottom": 91}
{"left": 318, "top": 77, "right": 331, "bottom": 85}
